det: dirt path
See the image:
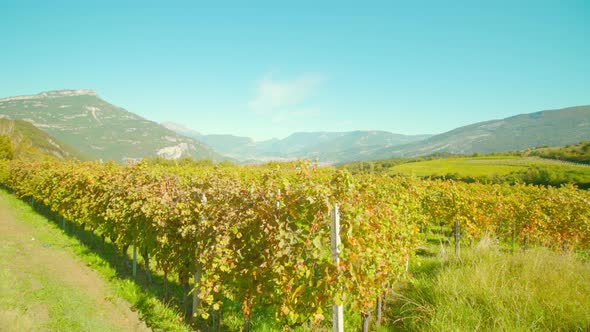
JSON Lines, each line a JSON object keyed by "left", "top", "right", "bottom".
{"left": 0, "top": 194, "right": 150, "bottom": 332}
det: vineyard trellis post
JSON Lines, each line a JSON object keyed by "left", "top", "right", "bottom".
{"left": 192, "top": 193, "right": 207, "bottom": 319}
{"left": 133, "top": 219, "right": 138, "bottom": 278}
{"left": 454, "top": 220, "right": 460, "bottom": 256}
{"left": 376, "top": 296, "right": 382, "bottom": 327}
{"left": 132, "top": 244, "right": 137, "bottom": 278}
{"left": 511, "top": 220, "right": 516, "bottom": 254}
{"left": 331, "top": 204, "right": 344, "bottom": 332}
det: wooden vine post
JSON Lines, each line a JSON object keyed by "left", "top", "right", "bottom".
{"left": 132, "top": 244, "right": 137, "bottom": 278}
{"left": 133, "top": 221, "right": 138, "bottom": 278}
{"left": 362, "top": 311, "right": 371, "bottom": 332}
{"left": 454, "top": 220, "right": 460, "bottom": 256}
{"left": 439, "top": 223, "right": 446, "bottom": 256}
{"left": 376, "top": 296, "right": 383, "bottom": 327}
{"left": 192, "top": 193, "right": 207, "bottom": 319}
{"left": 511, "top": 220, "right": 516, "bottom": 254}
{"left": 331, "top": 204, "right": 344, "bottom": 332}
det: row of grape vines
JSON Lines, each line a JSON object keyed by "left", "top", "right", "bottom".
{"left": 0, "top": 159, "right": 588, "bottom": 330}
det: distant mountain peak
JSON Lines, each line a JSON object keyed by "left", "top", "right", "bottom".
{"left": 0, "top": 89, "right": 97, "bottom": 102}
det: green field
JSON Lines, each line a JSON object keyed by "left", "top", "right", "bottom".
{"left": 386, "top": 156, "right": 590, "bottom": 185}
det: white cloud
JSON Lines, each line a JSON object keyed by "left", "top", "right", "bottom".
{"left": 248, "top": 73, "right": 324, "bottom": 121}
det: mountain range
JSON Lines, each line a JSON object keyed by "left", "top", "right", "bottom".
{"left": 369, "top": 105, "right": 590, "bottom": 160}
{"left": 162, "top": 122, "right": 431, "bottom": 163}
{"left": 1, "top": 89, "right": 589, "bottom": 164}
{"left": 0, "top": 90, "right": 223, "bottom": 162}
{"left": 164, "top": 105, "right": 590, "bottom": 163}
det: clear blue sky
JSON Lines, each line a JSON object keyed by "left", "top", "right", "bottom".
{"left": 1, "top": 1, "right": 589, "bottom": 141}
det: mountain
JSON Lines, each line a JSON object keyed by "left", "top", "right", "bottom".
{"left": 162, "top": 122, "right": 431, "bottom": 163}
{"left": 259, "top": 131, "right": 431, "bottom": 162}
{"left": 7, "top": 90, "right": 585, "bottom": 164}
{"left": 161, "top": 122, "right": 258, "bottom": 158}
{"left": 0, "top": 90, "right": 224, "bottom": 162}
{"left": 0, "top": 119, "right": 83, "bottom": 160}
{"left": 369, "top": 105, "right": 590, "bottom": 159}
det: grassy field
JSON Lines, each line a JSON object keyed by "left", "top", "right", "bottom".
{"left": 387, "top": 156, "right": 590, "bottom": 181}
{"left": 388, "top": 240, "right": 590, "bottom": 331}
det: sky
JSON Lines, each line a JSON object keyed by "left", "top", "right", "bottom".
{"left": 1, "top": 1, "right": 589, "bottom": 141}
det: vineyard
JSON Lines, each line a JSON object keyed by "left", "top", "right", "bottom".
{"left": 1, "top": 159, "right": 589, "bottom": 331}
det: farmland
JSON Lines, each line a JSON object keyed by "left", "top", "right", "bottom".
{"left": 342, "top": 155, "right": 590, "bottom": 189}
{"left": 1, "top": 158, "right": 589, "bottom": 331}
